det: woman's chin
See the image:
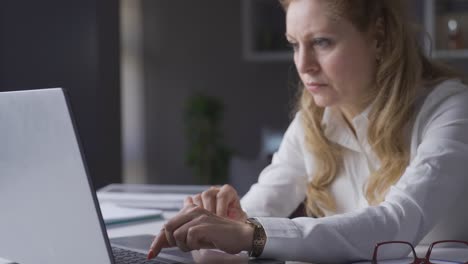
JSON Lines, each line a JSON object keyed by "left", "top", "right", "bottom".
{"left": 312, "top": 95, "right": 337, "bottom": 108}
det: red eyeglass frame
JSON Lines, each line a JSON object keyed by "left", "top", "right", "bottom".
{"left": 371, "top": 240, "right": 468, "bottom": 264}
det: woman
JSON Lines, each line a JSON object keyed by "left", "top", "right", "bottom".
{"left": 148, "top": 0, "right": 468, "bottom": 262}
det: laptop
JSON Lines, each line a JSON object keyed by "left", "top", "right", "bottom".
{"left": 0, "top": 88, "right": 283, "bottom": 264}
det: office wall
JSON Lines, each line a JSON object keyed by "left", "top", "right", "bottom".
{"left": 0, "top": 0, "right": 121, "bottom": 189}
{"left": 141, "top": 0, "right": 294, "bottom": 184}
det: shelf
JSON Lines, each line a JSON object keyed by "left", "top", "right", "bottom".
{"left": 425, "top": 0, "right": 468, "bottom": 59}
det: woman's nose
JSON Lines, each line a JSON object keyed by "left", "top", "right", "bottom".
{"left": 295, "top": 48, "right": 320, "bottom": 74}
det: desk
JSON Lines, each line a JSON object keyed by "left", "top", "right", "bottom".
{"left": 105, "top": 213, "right": 467, "bottom": 264}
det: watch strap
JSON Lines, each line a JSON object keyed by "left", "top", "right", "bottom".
{"left": 245, "top": 217, "right": 267, "bottom": 258}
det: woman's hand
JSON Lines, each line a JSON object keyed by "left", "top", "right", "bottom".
{"left": 147, "top": 203, "right": 254, "bottom": 260}
{"left": 188, "top": 184, "right": 248, "bottom": 222}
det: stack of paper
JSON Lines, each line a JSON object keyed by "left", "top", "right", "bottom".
{"left": 97, "top": 183, "right": 210, "bottom": 210}
{"left": 99, "top": 202, "right": 162, "bottom": 225}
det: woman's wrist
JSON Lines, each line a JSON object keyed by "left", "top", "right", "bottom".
{"left": 243, "top": 218, "right": 267, "bottom": 257}
{"left": 241, "top": 221, "right": 255, "bottom": 252}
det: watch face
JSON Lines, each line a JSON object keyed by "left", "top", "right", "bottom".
{"left": 258, "top": 233, "right": 267, "bottom": 244}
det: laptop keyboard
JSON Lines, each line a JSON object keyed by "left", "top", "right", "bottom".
{"left": 112, "top": 246, "right": 180, "bottom": 264}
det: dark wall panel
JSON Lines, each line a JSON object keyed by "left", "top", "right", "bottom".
{"left": 0, "top": 0, "right": 121, "bottom": 188}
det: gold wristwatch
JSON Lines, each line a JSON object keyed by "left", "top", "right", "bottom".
{"left": 245, "top": 218, "right": 267, "bottom": 258}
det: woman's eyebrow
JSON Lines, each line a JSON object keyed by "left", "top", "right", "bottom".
{"left": 284, "top": 31, "right": 319, "bottom": 41}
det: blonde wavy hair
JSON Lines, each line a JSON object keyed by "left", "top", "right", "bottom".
{"left": 280, "top": 0, "right": 461, "bottom": 217}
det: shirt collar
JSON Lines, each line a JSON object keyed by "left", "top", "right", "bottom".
{"left": 321, "top": 104, "right": 372, "bottom": 152}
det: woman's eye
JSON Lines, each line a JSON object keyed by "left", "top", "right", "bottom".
{"left": 313, "top": 38, "right": 332, "bottom": 49}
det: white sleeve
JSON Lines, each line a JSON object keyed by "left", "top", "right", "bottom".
{"left": 254, "top": 88, "right": 468, "bottom": 263}
{"left": 240, "top": 112, "right": 309, "bottom": 218}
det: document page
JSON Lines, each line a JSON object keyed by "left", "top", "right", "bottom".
{"left": 97, "top": 184, "right": 209, "bottom": 210}
{"left": 99, "top": 202, "right": 162, "bottom": 225}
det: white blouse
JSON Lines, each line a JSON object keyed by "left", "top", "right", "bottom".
{"left": 240, "top": 79, "right": 468, "bottom": 263}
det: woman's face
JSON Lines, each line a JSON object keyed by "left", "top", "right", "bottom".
{"left": 286, "top": 0, "right": 379, "bottom": 115}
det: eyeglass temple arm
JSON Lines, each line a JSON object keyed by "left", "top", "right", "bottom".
{"left": 424, "top": 240, "right": 468, "bottom": 260}
{"left": 372, "top": 241, "right": 418, "bottom": 264}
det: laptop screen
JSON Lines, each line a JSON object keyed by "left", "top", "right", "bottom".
{"left": 0, "top": 88, "right": 113, "bottom": 264}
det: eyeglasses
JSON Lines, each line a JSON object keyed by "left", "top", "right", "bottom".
{"left": 372, "top": 240, "right": 468, "bottom": 264}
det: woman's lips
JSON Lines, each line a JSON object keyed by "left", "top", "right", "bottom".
{"left": 305, "top": 83, "right": 327, "bottom": 93}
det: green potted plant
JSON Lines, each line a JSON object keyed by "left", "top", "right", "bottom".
{"left": 184, "top": 93, "right": 232, "bottom": 185}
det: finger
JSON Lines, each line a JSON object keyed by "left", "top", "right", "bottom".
{"left": 172, "top": 215, "right": 209, "bottom": 252}
{"left": 192, "top": 194, "right": 204, "bottom": 208}
{"left": 173, "top": 224, "right": 190, "bottom": 252}
{"left": 216, "top": 185, "right": 238, "bottom": 218}
{"left": 184, "top": 196, "right": 194, "bottom": 207}
{"left": 227, "top": 200, "right": 247, "bottom": 221}
{"left": 165, "top": 226, "right": 177, "bottom": 247}
{"left": 227, "top": 207, "right": 239, "bottom": 219}
{"left": 164, "top": 205, "right": 207, "bottom": 247}
{"left": 186, "top": 225, "right": 215, "bottom": 251}
{"left": 201, "top": 188, "right": 218, "bottom": 213}
{"left": 147, "top": 229, "right": 171, "bottom": 260}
